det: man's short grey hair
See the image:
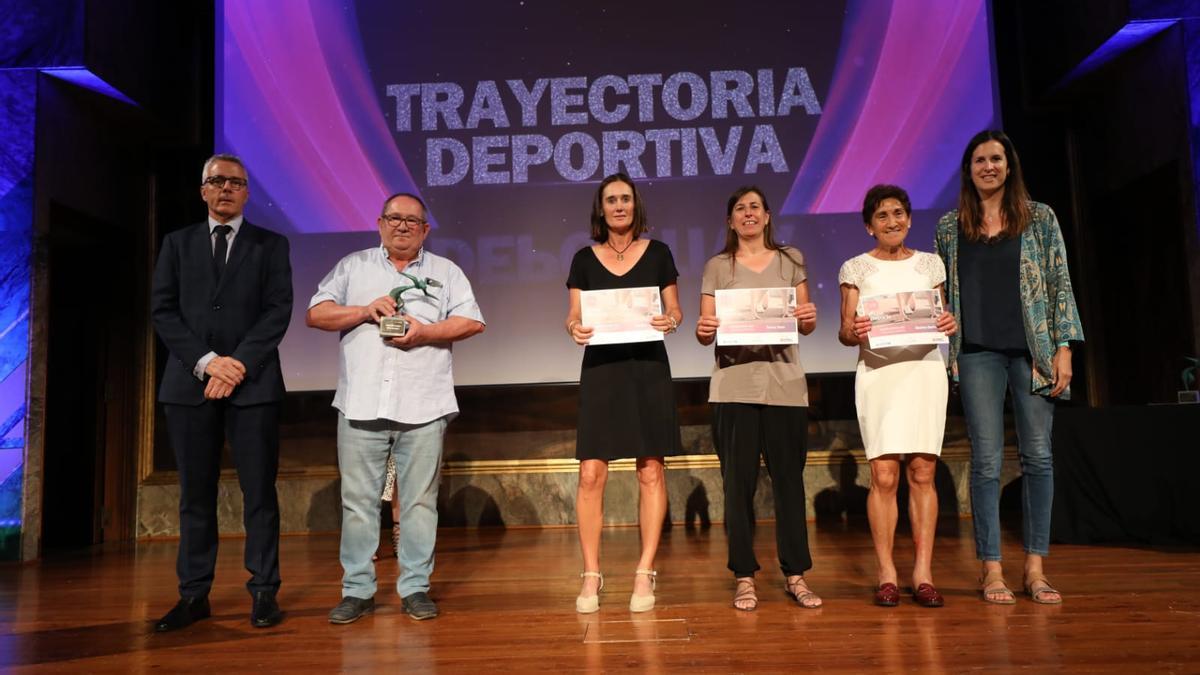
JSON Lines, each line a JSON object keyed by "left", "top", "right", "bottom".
{"left": 201, "top": 153, "right": 248, "bottom": 182}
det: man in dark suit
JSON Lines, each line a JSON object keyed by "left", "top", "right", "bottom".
{"left": 150, "top": 154, "right": 293, "bottom": 631}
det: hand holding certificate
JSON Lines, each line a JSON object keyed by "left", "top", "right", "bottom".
{"left": 714, "top": 287, "right": 799, "bottom": 346}
{"left": 857, "top": 289, "right": 948, "bottom": 348}
{"left": 580, "top": 286, "right": 664, "bottom": 345}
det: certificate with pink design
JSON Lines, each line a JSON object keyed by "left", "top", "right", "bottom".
{"left": 858, "top": 289, "right": 947, "bottom": 348}
{"left": 715, "top": 287, "right": 799, "bottom": 346}
{"left": 580, "top": 287, "right": 664, "bottom": 345}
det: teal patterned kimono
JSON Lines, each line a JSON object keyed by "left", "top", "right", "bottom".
{"left": 935, "top": 201, "right": 1084, "bottom": 399}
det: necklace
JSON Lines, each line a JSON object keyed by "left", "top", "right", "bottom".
{"left": 606, "top": 237, "right": 636, "bottom": 261}
{"left": 982, "top": 211, "right": 1004, "bottom": 242}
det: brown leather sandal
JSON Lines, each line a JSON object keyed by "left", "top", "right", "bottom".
{"left": 733, "top": 577, "right": 757, "bottom": 611}
{"left": 785, "top": 575, "right": 822, "bottom": 609}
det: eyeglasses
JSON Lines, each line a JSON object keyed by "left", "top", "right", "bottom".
{"left": 203, "top": 175, "right": 248, "bottom": 191}
{"left": 381, "top": 214, "right": 426, "bottom": 228}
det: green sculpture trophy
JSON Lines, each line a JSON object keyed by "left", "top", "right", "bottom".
{"left": 379, "top": 272, "right": 443, "bottom": 338}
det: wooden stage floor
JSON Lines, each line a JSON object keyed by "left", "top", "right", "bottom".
{"left": 2, "top": 520, "right": 1198, "bottom": 673}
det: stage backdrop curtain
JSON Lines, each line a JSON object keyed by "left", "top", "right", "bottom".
{"left": 1051, "top": 404, "right": 1200, "bottom": 546}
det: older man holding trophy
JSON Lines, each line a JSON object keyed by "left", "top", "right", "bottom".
{"left": 307, "top": 192, "right": 485, "bottom": 623}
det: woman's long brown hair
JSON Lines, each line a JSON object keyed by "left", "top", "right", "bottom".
{"left": 957, "top": 130, "right": 1032, "bottom": 241}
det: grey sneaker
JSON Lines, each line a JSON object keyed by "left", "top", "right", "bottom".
{"left": 328, "top": 596, "right": 375, "bottom": 624}
{"left": 401, "top": 592, "right": 439, "bottom": 620}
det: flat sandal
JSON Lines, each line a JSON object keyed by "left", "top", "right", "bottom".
{"left": 979, "top": 569, "right": 1016, "bottom": 605}
{"left": 1024, "top": 574, "right": 1063, "bottom": 605}
{"left": 785, "top": 576, "right": 822, "bottom": 609}
{"left": 733, "top": 577, "right": 757, "bottom": 611}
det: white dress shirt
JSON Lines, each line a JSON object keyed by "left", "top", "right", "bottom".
{"left": 308, "top": 246, "right": 484, "bottom": 425}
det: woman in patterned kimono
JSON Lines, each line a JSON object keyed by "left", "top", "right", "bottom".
{"left": 838, "top": 185, "right": 957, "bottom": 608}
{"left": 936, "top": 130, "right": 1084, "bottom": 605}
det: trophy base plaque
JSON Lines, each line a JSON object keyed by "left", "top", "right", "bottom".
{"left": 379, "top": 315, "right": 409, "bottom": 338}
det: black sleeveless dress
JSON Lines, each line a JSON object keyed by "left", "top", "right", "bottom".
{"left": 566, "top": 239, "right": 684, "bottom": 461}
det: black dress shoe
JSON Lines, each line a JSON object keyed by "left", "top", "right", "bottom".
{"left": 155, "top": 596, "right": 211, "bottom": 632}
{"left": 251, "top": 591, "right": 283, "bottom": 628}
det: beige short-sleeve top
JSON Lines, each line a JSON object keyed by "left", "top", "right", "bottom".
{"left": 700, "top": 247, "right": 808, "bottom": 406}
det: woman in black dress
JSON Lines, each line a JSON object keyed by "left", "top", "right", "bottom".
{"left": 565, "top": 173, "right": 684, "bottom": 613}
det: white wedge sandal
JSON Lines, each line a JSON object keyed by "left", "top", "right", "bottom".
{"left": 576, "top": 571, "right": 604, "bottom": 614}
{"left": 629, "top": 569, "right": 657, "bottom": 612}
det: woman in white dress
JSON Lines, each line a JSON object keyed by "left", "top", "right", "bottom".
{"left": 837, "top": 185, "right": 957, "bottom": 608}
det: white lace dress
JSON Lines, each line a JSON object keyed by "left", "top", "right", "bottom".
{"left": 838, "top": 251, "right": 948, "bottom": 459}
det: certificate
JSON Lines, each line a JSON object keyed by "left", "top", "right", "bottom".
{"left": 714, "top": 287, "right": 798, "bottom": 346}
{"left": 580, "top": 286, "right": 664, "bottom": 345}
{"left": 858, "top": 289, "right": 948, "bottom": 348}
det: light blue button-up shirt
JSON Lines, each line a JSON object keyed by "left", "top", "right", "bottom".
{"left": 308, "top": 246, "right": 484, "bottom": 424}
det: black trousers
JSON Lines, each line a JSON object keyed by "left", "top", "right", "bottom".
{"left": 164, "top": 401, "right": 281, "bottom": 598}
{"left": 712, "top": 403, "right": 811, "bottom": 577}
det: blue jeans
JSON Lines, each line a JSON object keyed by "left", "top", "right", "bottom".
{"left": 337, "top": 413, "right": 448, "bottom": 599}
{"left": 958, "top": 350, "right": 1055, "bottom": 560}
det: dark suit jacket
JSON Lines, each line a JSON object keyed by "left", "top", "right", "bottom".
{"left": 151, "top": 220, "right": 293, "bottom": 406}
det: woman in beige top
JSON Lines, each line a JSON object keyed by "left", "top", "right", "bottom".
{"left": 695, "top": 186, "right": 820, "bottom": 611}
